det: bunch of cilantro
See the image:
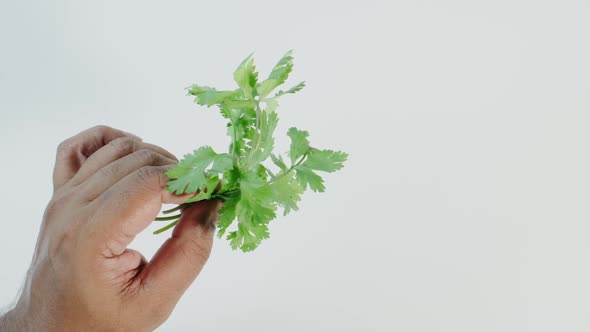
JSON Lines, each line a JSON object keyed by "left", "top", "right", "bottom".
{"left": 154, "top": 51, "right": 347, "bottom": 252}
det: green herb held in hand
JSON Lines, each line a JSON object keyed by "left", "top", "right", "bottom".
{"left": 154, "top": 51, "right": 348, "bottom": 252}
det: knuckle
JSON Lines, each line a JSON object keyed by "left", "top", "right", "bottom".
{"left": 135, "top": 166, "right": 169, "bottom": 191}
{"left": 98, "top": 166, "right": 111, "bottom": 178}
{"left": 98, "top": 162, "right": 121, "bottom": 178}
{"left": 108, "top": 137, "right": 136, "bottom": 154}
{"left": 56, "top": 138, "right": 74, "bottom": 155}
{"left": 91, "top": 124, "right": 113, "bottom": 133}
{"left": 136, "top": 166, "right": 159, "bottom": 184}
{"left": 135, "top": 149, "right": 160, "bottom": 164}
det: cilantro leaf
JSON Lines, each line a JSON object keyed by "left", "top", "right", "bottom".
{"left": 275, "top": 81, "right": 305, "bottom": 97}
{"left": 292, "top": 148, "right": 348, "bottom": 192}
{"left": 247, "top": 110, "right": 278, "bottom": 166}
{"left": 287, "top": 127, "right": 310, "bottom": 163}
{"left": 294, "top": 165, "right": 326, "bottom": 192}
{"left": 270, "top": 172, "right": 304, "bottom": 215}
{"left": 217, "top": 194, "right": 239, "bottom": 238}
{"left": 263, "top": 97, "right": 280, "bottom": 113}
{"left": 229, "top": 171, "right": 276, "bottom": 251}
{"left": 223, "top": 98, "right": 257, "bottom": 110}
{"left": 166, "top": 146, "right": 233, "bottom": 195}
{"left": 226, "top": 108, "right": 256, "bottom": 158}
{"left": 303, "top": 149, "right": 348, "bottom": 173}
{"left": 184, "top": 175, "right": 220, "bottom": 203}
{"left": 271, "top": 154, "right": 288, "bottom": 171}
{"left": 233, "top": 53, "right": 258, "bottom": 99}
{"left": 256, "top": 50, "right": 294, "bottom": 98}
{"left": 187, "top": 85, "right": 237, "bottom": 107}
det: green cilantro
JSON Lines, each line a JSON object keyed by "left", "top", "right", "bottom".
{"left": 153, "top": 51, "right": 348, "bottom": 252}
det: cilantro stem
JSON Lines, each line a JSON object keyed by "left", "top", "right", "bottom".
{"left": 162, "top": 204, "right": 185, "bottom": 214}
{"left": 231, "top": 119, "right": 240, "bottom": 168}
{"left": 268, "top": 151, "right": 308, "bottom": 184}
{"left": 244, "top": 100, "right": 263, "bottom": 169}
{"left": 155, "top": 214, "right": 182, "bottom": 221}
{"left": 212, "top": 189, "right": 240, "bottom": 201}
{"left": 153, "top": 220, "right": 179, "bottom": 234}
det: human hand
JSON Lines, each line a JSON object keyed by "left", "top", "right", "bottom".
{"left": 1, "top": 125, "right": 219, "bottom": 331}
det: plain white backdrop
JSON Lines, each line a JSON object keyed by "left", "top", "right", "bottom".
{"left": 2, "top": 1, "right": 590, "bottom": 331}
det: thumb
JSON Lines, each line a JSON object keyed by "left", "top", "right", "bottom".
{"left": 139, "top": 200, "right": 220, "bottom": 304}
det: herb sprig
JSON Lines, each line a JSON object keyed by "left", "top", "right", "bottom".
{"left": 154, "top": 51, "right": 347, "bottom": 252}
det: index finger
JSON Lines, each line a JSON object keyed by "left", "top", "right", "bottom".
{"left": 53, "top": 125, "right": 141, "bottom": 191}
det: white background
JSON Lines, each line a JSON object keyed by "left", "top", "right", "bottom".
{"left": 1, "top": 1, "right": 590, "bottom": 331}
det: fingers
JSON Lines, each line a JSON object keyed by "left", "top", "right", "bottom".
{"left": 138, "top": 201, "right": 219, "bottom": 302}
{"left": 77, "top": 147, "right": 177, "bottom": 201}
{"left": 89, "top": 165, "right": 193, "bottom": 258}
{"left": 87, "top": 165, "right": 218, "bottom": 311}
{"left": 70, "top": 137, "right": 177, "bottom": 187}
{"left": 53, "top": 125, "right": 140, "bottom": 192}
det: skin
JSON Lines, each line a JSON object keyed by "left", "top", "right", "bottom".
{"left": 0, "top": 125, "right": 220, "bottom": 331}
